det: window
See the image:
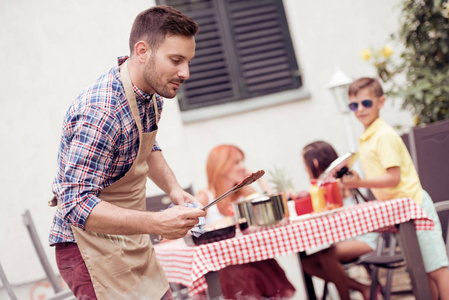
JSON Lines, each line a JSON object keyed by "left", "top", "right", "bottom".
{"left": 157, "top": 0, "right": 302, "bottom": 114}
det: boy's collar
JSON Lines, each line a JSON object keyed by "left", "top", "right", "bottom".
{"left": 360, "top": 118, "right": 384, "bottom": 141}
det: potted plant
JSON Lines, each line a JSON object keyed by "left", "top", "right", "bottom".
{"left": 362, "top": 0, "right": 449, "bottom": 209}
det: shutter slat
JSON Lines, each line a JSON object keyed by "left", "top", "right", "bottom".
{"left": 234, "top": 20, "right": 280, "bottom": 34}
{"left": 186, "top": 84, "right": 234, "bottom": 98}
{"left": 189, "top": 70, "right": 229, "bottom": 82}
{"left": 241, "top": 49, "right": 287, "bottom": 64}
{"left": 186, "top": 76, "right": 232, "bottom": 89}
{"left": 242, "top": 57, "right": 288, "bottom": 71}
{"left": 247, "top": 78, "right": 294, "bottom": 93}
{"left": 232, "top": 5, "right": 274, "bottom": 19}
{"left": 190, "top": 54, "right": 226, "bottom": 65}
{"left": 244, "top": 63, "right": 291, "bottom": 77}
{"left": 239, "top": 41, "right": 284, "bottom": 56}
{"left": 186, "top": 91, "right": 235, "bottom": 105}
{"left": 237, "top": 35, "right": 283, "bottom": 50}
{"left": 190, "top": 61, "right": 227, "bottom": 73}
{"left": 246, "top": 70, "right": 293, "bottom": 85}
{"left": 236, "top": 27, "right": 283, "bottom": 42}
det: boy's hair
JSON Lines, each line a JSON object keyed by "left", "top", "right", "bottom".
{"left": 348, "top": 77, "right": 384, "bottom": 98}
{"left": 129, "top": 5, "right": 199, "bottom": 54}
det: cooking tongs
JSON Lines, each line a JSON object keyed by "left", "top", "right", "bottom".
{"left": 202, "top": 170, "right": 265, "bottom": 211}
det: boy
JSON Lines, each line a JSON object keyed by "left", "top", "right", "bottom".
{"left": 341, "top": 77, "right": 449, "bottom": 300}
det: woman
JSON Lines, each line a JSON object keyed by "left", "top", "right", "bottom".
{"left": 301, "top": 141, "right": 378, "bottom": 300}
{"left": 196, "top": 144, "right": 295, "bottom": 299}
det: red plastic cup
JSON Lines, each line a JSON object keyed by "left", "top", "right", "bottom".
{"left": 323, "top": 182, "right": 343, "bottom": 208}
{"left": 294, "top": 196, "right": 314, "bottom": 216}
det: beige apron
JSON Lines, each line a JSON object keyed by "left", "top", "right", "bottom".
{"left": 72, "top": 60, "right": 169, "bottom": 300}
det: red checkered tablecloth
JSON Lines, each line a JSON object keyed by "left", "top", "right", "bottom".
{"left": 154, "top": 198, "right": 433, "bottom": 296}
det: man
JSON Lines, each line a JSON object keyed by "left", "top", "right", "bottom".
{"left": 49, "top": 6, "right": 206, "bottom": 299}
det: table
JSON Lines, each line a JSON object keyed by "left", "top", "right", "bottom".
{"left": 154, "top": 198, "right": 434, "bottom": 299}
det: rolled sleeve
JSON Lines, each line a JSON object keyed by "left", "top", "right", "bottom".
{"left": 55, "top": 105, "right": 120, "bottom": 230}
{"left": 152, "top": 140, "right": 161, "bottom": 151}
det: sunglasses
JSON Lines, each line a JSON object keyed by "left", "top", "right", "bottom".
{"left": 348, "top": 99, "right": 373, "bottom": 111}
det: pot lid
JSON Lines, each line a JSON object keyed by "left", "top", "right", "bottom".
{"left": 318, "top": 152, "right": 359, "bottom": 185}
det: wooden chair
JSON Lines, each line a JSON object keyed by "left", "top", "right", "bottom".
{"left": 0, "top": 261, "right": 18, "bottom": 300}
{"left": 434, "top": 200, "right": 449, "bottom": 257}
{"left": 22, "top": 210, "right": 76, "bottom": 300}
{"left": 357, "top": 199, "right": 449, "bottom": 300}
{"left": 356, "top": 232, "right": 406, "bottom": 300}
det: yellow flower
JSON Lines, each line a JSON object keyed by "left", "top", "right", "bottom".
{"left": 414, "top": 115, "right": 420, "bottom": 126}
{"left": 361, "top": 49, "right": 372, "bottom": 61}
{"left": 382, "top": 45, "right": 393, "bottom": 58}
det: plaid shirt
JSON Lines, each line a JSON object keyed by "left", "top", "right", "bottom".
{"left": 49, "top": 56, "right": 164, "bottom": 245}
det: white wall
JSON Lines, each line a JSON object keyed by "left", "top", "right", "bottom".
{"left": 0, "top": 0, "right": 412, "bottom": 290}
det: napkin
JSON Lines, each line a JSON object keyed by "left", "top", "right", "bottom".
{"left": 168, "top": 202, "right": 206, "bottom": 237}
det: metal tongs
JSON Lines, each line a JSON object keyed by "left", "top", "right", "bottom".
{"left": 152, "top": 170, "right": 265, "bottom": 243}
{"left": 202, "top": 170, "right": 265, "bottom": 211}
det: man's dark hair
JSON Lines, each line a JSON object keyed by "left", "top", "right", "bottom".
{"left": 129, "top": 5, "right": 199, "bottom": 54}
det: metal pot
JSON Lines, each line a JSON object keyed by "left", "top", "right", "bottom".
{"left": 233, "top": 194, "right": 285, "bottom": 226}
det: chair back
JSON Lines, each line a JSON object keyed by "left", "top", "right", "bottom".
{"left": 23, "top": 210, "right": 63, "bottom": 293}
{"left": 22, "top": 210, "right": 76, "bottom": 300}
{"left": 434, "top": 200, "right": 449, "bottom": 258}
{"left": 0, "top": 262, "right": 18, "bottom": 300}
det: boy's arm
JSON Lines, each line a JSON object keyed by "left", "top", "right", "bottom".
{"left": 341, "top": 167, "right": 400, "bottom": 189}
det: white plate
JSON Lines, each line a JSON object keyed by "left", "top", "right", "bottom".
{"left": 290, "top": 206, "right": 347, "bottom": 222}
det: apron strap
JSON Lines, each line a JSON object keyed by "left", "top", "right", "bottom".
{"left": 120, "top": 60, "right": 142, "bottom": 135}
{"left": 121, "top": 60, "right": 160, "bottom": 128}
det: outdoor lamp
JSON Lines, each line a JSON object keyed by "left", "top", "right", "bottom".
{"left": 327, "top": 67, "right": 356, "bottom": 151}
{"left": 328, "top": 66, "right": 353, "bottom": 114}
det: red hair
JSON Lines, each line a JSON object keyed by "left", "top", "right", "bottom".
{"left": 206, "top": 145, "right": 252, "bottom": 206}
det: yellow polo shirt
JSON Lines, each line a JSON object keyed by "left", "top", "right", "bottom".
{"left": 359, "top": 118, "right": 423, "bottom": 205}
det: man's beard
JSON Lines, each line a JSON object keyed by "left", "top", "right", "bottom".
{"left": 143, "top": 55, "right": 180, "bottom": 99}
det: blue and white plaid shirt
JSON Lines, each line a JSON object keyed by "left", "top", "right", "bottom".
{"left": 49, "top": 56, "right": 163, "bottom": 245}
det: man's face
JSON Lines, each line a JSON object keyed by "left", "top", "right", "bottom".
{"left": 143, "top": 34, "right": 195, "bottom": 98}
{"left": 349, "top": 89, "right": 384, "bottom": 129}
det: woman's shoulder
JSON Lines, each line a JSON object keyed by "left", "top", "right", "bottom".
{"left": 195, "top": 189, "right": 212, "bottom": 206}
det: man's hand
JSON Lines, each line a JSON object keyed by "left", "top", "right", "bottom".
{"left": 154, "top": 205, "right": 206, "bottom": 240}
{"left": 169, "top": 188, "right": 198, "bottom": 206}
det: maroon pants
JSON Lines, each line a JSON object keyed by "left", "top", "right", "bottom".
{"left": 55, "top": 242, "right": 173, "bottom": 300}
